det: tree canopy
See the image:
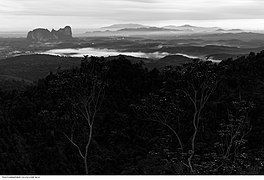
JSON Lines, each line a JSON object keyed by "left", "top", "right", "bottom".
{"left": 1, "top": 52, "right": 264, "bottom": 174}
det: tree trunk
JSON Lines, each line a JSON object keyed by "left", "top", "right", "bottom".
{"left": 188, "top": 108, "right": 201, "bottom": 173}
{"left": 84, "top": 126, "right": 93, "bottom": 175}
{"left": 84, "top": 157, "right": 88, "bottom": 175}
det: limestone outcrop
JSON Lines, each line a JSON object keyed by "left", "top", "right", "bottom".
{"left": 27, "top": 26, "right": 72, "bottom": 41}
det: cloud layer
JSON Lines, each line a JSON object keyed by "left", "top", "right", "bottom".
{"left": 1, "top": 0, "right": 264, "bottom": 30}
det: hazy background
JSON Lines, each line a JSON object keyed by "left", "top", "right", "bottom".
{"left": 1, "top": 0, "right": 264, "bottom": 31}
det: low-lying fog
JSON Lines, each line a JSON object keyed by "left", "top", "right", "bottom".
{"left": 41, "top": 47, "right": 212, "bottom": 61}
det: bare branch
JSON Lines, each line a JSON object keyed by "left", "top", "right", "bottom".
{"left": 141, "top": 118, "right": 183, "bottom": 152}
{"left": 182, "top": 90, "right": 196, "bottom": 107}
{"left": 63, "top": 132, "right": 85, "bottom": 159}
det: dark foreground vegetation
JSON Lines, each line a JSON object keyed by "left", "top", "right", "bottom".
{"left": 1, "top": 51, "right": 264, "bottom": 175}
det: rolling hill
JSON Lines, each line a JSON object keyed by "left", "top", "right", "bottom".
{"left": 0, "top": 54, "right": 194, "bottom": 84}
{"left": 0, "top": 54, "right": 81, "bottom": 82}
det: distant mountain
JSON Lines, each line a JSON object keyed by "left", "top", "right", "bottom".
{"left": 227, "top": 29, "right": 243, "bottom": 32}
{"left": 163, "top": 24, "right": 196, "bottom": 29}
{"left": 215, "top": 28, "right": 243, "bottom": 32}
{"left": 85, "top": 26, "right": 178, "bottom": 36}
{"left": 163, "top": 24, "right": 220, "bottom": 32}
{"left": 101, "top": 24, "right": 148, "bottom": 31}
{"left": 118, "top": 27, "right": 177, "bottom": 32}
{"left": 102, "top": 24, "right": 220, "bottom": 32}
{"left": 27, "top": 26, "right": 72, "bottom": 41}
{"left": 216, "top": 28, "right": 225, "bottom": 31}
{"left": 84, "top": 24, "right": 249, "bottom": 37}
{"left": 206, "top": 53, "right": 245, "bottom": 60}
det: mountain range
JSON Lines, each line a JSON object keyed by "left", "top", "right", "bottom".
{"left": 84, "top": 24, "right": 246, "bottom": 37}
{"left": 88, "top": 24, "right": 244, "bottom": 33}
{"left": 101, "top": 24, "right": 148, "bottom": 30}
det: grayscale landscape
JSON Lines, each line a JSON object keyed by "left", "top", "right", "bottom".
{"left": 1, "top": 0, "right": 264, "bottom": 176}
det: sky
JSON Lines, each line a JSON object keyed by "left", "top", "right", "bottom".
{"left": 1, "top": 0, "right": 264, "bottom": 31}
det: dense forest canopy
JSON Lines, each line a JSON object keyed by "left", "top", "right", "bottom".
{"left": 1, "top": 51, "right": 264, "bottom": 174}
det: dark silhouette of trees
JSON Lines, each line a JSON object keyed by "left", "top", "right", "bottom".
{"left": 1, "top": 51, "right": 264, "bottom": 174}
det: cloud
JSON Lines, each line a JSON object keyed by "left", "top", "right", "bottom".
{"left": 120, "top": 0, "right": 160, "bottom": 3}
{"left": 2, "top": 0, "right": 264, "bottom": 19}
{"left": 1, "top": 0, "right": 264, "bottom": 30}
{"left": 0, "top": 0, "right": 25, "bottom": 13}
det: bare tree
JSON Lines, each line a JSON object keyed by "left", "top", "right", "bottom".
{"left": 183, "top": 81, "right": 218, "bottom": 172}
{"left": 178, "top": 62, "right": 219, "bottom": 173}
{"left": 63, "top": 75, "right": 105, "bottom": 174}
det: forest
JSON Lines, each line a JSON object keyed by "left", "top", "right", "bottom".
{"left": 1, "top": 51, "right": 264, "bottom": 175}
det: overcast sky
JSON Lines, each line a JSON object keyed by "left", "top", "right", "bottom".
{"left": 1, "top": 0, "right": 264, "bottom": 31}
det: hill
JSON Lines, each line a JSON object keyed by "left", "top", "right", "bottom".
{"left": 0, "top": 53, "right": 194, "bottom": 84}
{"left": 147, "top": 55, "right": 194, "bottom": 69}
{"left": 0, "top": 54, "right": 81, "bottom": 82}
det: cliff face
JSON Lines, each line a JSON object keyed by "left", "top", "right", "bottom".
{"left": 27, "top": 26, "right": 72, "bottom": 41}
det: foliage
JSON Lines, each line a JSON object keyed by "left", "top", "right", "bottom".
{"left": 1, "top": 52, "right": 264, "bottom": 174}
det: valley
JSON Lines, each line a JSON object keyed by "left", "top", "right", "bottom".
{"left": 2, "top": 28, "right": 264, "bottom": 61}
{"left": 1, "top": 24, "right": 264, "bottom": 84}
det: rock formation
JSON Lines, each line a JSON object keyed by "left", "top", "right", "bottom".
{"left": 27, "top": 26, "right": 72, "bottom": 41}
